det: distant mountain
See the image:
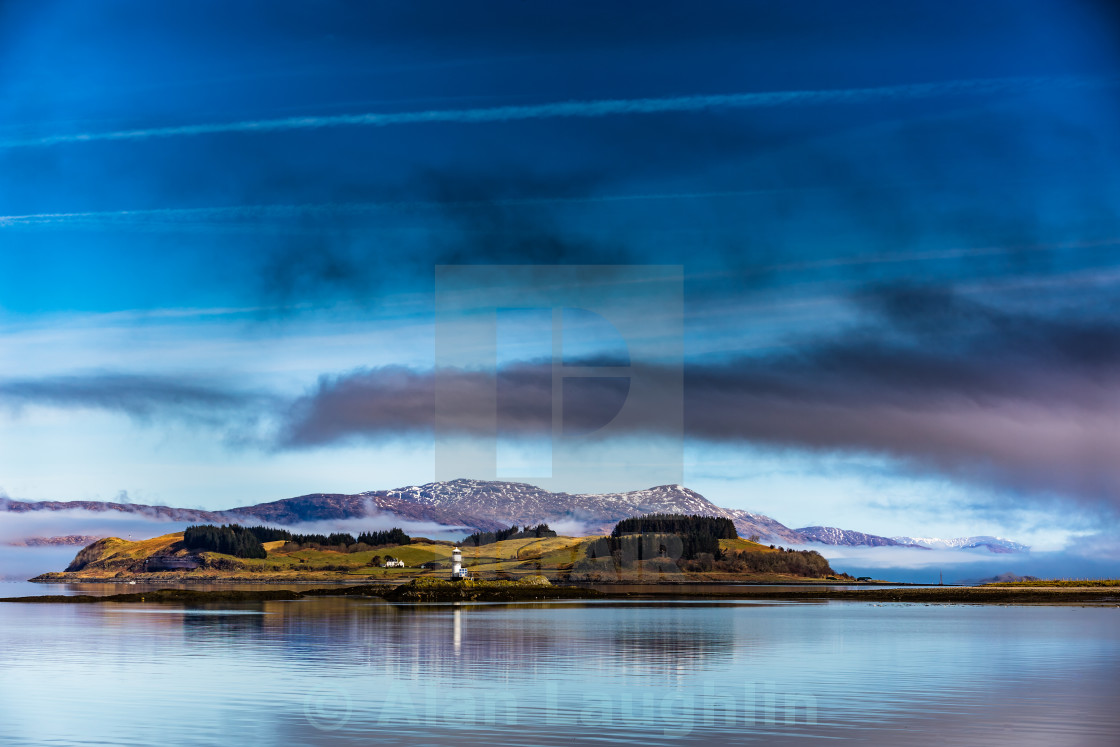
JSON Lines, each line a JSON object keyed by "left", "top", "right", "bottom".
{"left": 793, "top": 525, "right": 1030, "bottom": 553}
{"left": 0, "top": 498, "right": 227, "bottom": 523}
{"left": 1, "top": 481, "right": 1026, "bottom": 552}
{"left": 224, "top": 489, "right": 506, "bottom": 532}
{"left": 5, "top": 535, "right": 106, "bottom": 548}
{"left": 358, "top": 479, "right": 809, "bottom": 542}
{"left": 0, "top": 492, "right": 504, "bottom": 533}
{"left": 891, "top": 536, "right": 1030, "bottom": 553}
{"left": 0, "top": 480, "right": 807, "bottom": 542}
{"left": 795, "top": 526, "right": 924, "bottom": 548}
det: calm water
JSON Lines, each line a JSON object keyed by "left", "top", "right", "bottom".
{"left": 0, "top": 595, "right": 1117, "bottom": 746}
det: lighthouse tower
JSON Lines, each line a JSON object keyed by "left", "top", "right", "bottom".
{"left": 450, "top": 547, "right": 467, "bottom": 580}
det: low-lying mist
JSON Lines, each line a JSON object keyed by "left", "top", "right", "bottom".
{"left": 806, "top": 542, "right": 1120, "bottom": 584}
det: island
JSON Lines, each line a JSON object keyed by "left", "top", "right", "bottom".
{"left": 22, "top": 515, "right": 1118, "bottom": 606}
{"left": 31, "top": 514, "right": 857, "bottom": 586}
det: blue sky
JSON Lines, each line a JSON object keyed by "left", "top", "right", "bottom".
{"left": 2, "top": 1, "right": 1120, "bottom": 566}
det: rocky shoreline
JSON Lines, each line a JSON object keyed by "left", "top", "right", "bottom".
{"left": 1, "top": 579, "right": 605, "bottom": 604}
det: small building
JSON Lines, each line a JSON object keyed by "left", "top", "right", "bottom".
{"left": 384, "top": 558, "right": 405, "bottom": 568}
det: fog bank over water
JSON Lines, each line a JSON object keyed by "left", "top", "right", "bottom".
{"left": 0, "top": 509, "right": 189, "bottom": 547}
{"left": 808, "top": 542, "right": 1120, "bottom": 584}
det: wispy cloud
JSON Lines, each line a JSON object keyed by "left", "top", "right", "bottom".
{"left": 1, "top": 75, "right": 1108, "bottom": 149}
{"left": 0, "top": 373, "right": 267, "bottom": 426}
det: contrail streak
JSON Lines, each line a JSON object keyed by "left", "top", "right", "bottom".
{"left": 0, "top": 189, "right": 807, "bottom": 227}
{"left": 0, "top": 75, "right": 1108, "bottom": 149}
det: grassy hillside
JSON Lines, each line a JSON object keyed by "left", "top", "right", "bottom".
{"left": 64, "top": 533, "right": 184, "bottom": 572}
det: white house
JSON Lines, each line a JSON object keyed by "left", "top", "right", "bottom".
{"left": 384, "top": 558, "right": 405, "bottom": 568}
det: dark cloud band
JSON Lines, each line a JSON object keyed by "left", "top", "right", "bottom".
{"left": 5, "top": 287, "right": 1119, "bottom": 507}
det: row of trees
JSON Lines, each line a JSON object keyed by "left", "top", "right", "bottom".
{"left": 182, "top": 524, "right": 412, "bottom": 558}
{"left": 242, "top": 525, "right": 411, "bottom": 550}
{"left": 356, "top": 528, "right": 411, "bottom": 547}
{"left": 606, "top": 514, "right": 738, "bottom": 561}
{"left": 183, "top": 525, "right": 267, "bottom": 559}
{"left": 611, "top": 514, "right": 737, "bottom": 539}
{"left": 462, "top": 524, "right": 557, "bottom": 547}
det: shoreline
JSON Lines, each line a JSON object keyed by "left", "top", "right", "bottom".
{"left": 27, "top": 576, "right": 898, "bottom": 586}
{"left": 4, "top": 583, "right": 1118, "bottom": 606}
{"left": 29, "top": 568, "right": 901, "bottom": 586}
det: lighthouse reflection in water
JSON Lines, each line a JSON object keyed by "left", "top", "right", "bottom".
{"left": 451, "top": 545, "right": 466, "bottom": 655}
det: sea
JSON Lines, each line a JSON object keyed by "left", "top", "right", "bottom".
{"left": 0, "top": 581, "right": 1117, "bottom": 746}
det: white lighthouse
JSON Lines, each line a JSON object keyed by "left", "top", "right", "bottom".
{"left": 450, "top": 547, "right": 468, "bottom": 580}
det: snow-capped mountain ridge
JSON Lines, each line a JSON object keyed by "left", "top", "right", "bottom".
{"left": 791, "top": 526, "right": 1029, "bottom": 554}
{"left": 368, "top": 479, "right": 804, "bottom": 540}
{"left": 796, "top": 526, "right": 920, "bottom": 548}
{"left": 891, "top": 535, "right": 1030, "bottom": 553}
